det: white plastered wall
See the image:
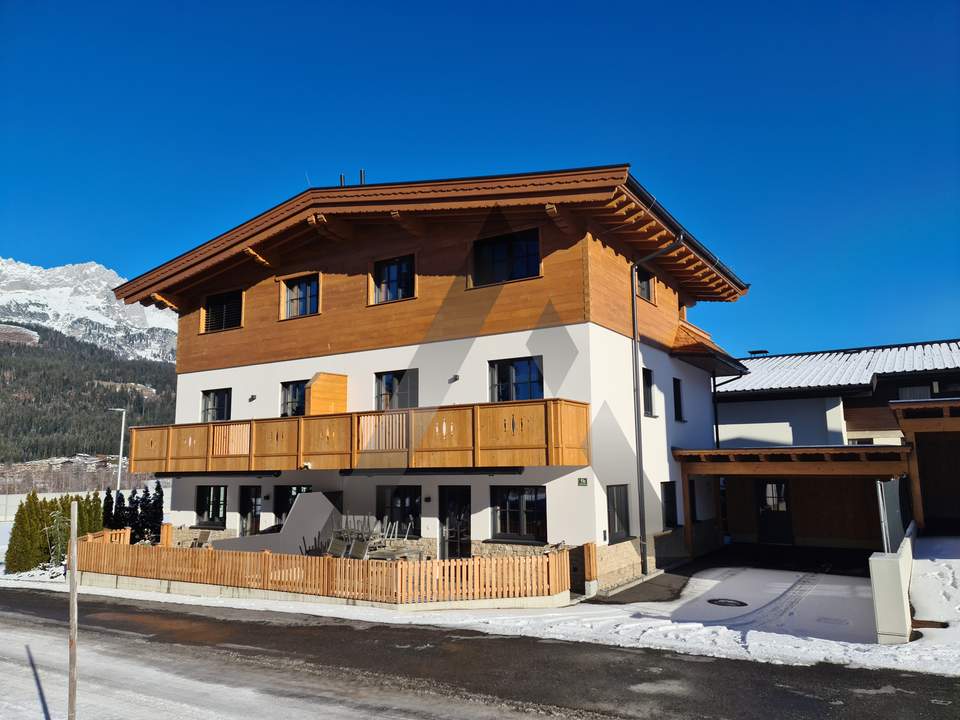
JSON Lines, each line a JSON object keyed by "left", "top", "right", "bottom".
{"left": 717, "top": 396, "right": 847, "bottom": 447}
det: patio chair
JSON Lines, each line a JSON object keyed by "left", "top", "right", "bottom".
{"left": 326, "top": 536, "right": 349, "bottom": 557}
{"left": 348, "top": 539, "right": 369, "bottom": 560}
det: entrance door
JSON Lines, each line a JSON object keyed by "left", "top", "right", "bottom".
{"left": 439, "top": 486, "right": 471, "bottom": 559}
{"left": 918, "top": 432, "right": 960, "bottom": 533}
{"left": 757, "top": 479, "right": 792, "bottom": 544}
{"left": 239, "top": 485, "right": 262, "bottom": 536}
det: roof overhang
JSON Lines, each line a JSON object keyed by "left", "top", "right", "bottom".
{"left": 114, "top": 164, "right": 748, "bottom": 307}
{"left": 671, "top": 319, "right": 748, "bottom": 377}
{"left": 890, "top": 398, "right": 960, "bottom": 434}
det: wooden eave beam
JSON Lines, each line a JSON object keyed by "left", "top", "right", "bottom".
{"left": 307, "top": 212, "right": 353, "bottom": 243}
{"left": 243, "top": 247, "right": 272, "bottom": 267}
{"left": 149, "top": 293, "right": 179, "bottom": 312}
{"left": 544, "top": 203, "right": 584, "bottom": 236}
{"left": 390, "top": 210, "right": 426, "bottom": 238}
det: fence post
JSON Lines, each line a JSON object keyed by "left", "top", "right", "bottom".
{"left": 122, "top": 527, "right": 131, "bottom": 545}
{"left": 261, "top": 550, "right": 272, "bottom": 591}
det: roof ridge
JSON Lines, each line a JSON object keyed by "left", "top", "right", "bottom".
{"left": 737, "top": 338, "right": 960, "bottom": 361}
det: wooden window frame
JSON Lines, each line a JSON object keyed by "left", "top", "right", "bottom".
{"left": 276, "top": 271, "right": 322, "bottom": 321}
{"left": 199, "top": 288, "right": 245, "bottom": 335}
{"left": 280, "top": 379, "right": 309, "bottom": 417}
{"left": 635, "top": 265, "right": 657, "bottom": 306}
{"left": 488, "top": 356, "right": 544, "bottom": 403}
{"left": 606, "top": 484, "right": 631, "bottom": 544}
{"left": 200, "top": 388, "right": 232, "bottom": 422}
{"left": 672, "top": 377, "right": 686, "bottom": 423}
{"left": 490, "top": 485, "right": 547, "bottom": 543}
{"left": 367, "top": 250, "right": 419, "bottom": 307}
{"left": 195, "top": 485, "right": 227, "bottom": 529}
{"left": 466, "top": 226, "right": 544, "bottom": 290}
{"left": 374, "top": 369, "right": 419, "bottom": 411}
{"left": 642, "top": 367, "right": 656, "bottom": 418}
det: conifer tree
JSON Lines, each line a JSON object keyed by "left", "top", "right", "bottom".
{"left": 139, "top": 485, "right": 152, "bottom": 542}
{"left": 151, "top": 480, "right": 165, "bottom": 542}
{"left": 4, "top": 491, "right": 44, "bottom": 573}
{"left": 128, "top": 489, "right": 141, "bottom": 542}
{"left": 114, "top": 491, "right": 127, "bottom": 530}
{"left": 102, "top": 488, "right": 114, "bottom": 529}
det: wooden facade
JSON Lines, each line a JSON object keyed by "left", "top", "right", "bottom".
{"left": 129, "top": 398, "right": 591, "bottom": 474}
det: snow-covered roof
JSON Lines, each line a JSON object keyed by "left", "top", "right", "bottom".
{"left": 718, "top": 339, "right": 960, "bottom": 395}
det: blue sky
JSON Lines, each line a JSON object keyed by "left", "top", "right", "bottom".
{"left": 1, "top": 2, "right": 957, "bottom": 356}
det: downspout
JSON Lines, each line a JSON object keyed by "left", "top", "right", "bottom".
{"left": 629, "top": 263, "right": 649, "bottom": 576}
{"left": 712, "top": 370, "right": 720, "bottom": 450}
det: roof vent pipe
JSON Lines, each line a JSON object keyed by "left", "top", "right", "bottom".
{"left": 339, "top": 173, "right": 345, "bottom": 187}
{"left": 360, "top": 168, "right": 366, "bottom": 185}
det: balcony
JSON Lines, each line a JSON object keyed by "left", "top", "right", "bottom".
{"left": 128, "top": 399, "right": 591, "bottom": 474}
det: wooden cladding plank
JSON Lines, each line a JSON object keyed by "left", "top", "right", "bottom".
{"left": 305, "top": 372, "right": 348, "bottom": 415}
{"left": 174, "top": 221, "right": 589, "bottom": 374}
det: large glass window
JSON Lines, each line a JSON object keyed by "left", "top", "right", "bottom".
{"left": 491, "top": 486, "right": 547, "bottom": 542}
{"left": 372, "top": 255, "right": 415, "bottom": 304}
{"left": 898, "top": 385, "right": 931, "bottom": 401}
{"left": 203, "top": 290, "right": 243, "bottom": 332}
{"left": 607, "top": 484, "right": 630, "bottom": 544}
{"left": 201, "top": 388, "right": 232, "bottom": 422}
{"left": 284, "top": 274, "right": 319, "bottom": 318}
{"left": 195, "top": 485, "right": 227, "bottom": 528}
{"left": 280, "top": 380, "right": 308, "bottom": 417}
{"left": 472, "top": 228, "right": 540, "bottom": 286}
{"left": 376, "top": 485, "right": 422, "bottom": 537}
{"left": 489, "top": 356, "right": 544, "bottom": 402}
{"left": 274, "top": 485, "right": 311, "bottom": 525}
{"left": 375, "top": 369, "right": 419, "bottom": 410}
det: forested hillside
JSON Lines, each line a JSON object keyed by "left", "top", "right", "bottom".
{"left": 0, "top": 324, "right": 175, "bottom": 461}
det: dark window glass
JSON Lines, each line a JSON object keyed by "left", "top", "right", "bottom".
{"left": 898, "top": 385, "right": 931, "bottom": 401}
{"left": 489, "top": 356, "right": 544, "bottom": 402}
{"left": 673, "top": 377, "right": 684, "bottom": 422}
{"left": 491, "top": 486, "right": 547, "bottom": 542}
{"left": 642, "top": 368, "right": 655, "bottom": 417}
{"left": 280, "top": 380, "right": 308, "bottom": 417}
{"left": 274, "top": 485, "right": 311, "bottom": 525}
{"left": 204, "top": 290, "right": 243, "bottom": 332}
{"left": 375, "top": 369, "right": 419, "bottom": 410}
{"left": 376, "top": 485, "right": 422, "bottom": 537}
{"left": 607, "top": 484, "right": 630, "bottom": 544}
{"left": 284, "top": 275, "right": 319, "bottom": 318}
{"left": 473, "top": 228, "right": 540, "bottom": 286}
{"left": 635, "top": 267, "right": 654, "bottom": 302}
{"left": 661, "top": 481, "right": 678, "bottom": 528}
{"left": 373, "top": 255, "right": 415, "bottom": 304}
{"left": 195, "top": 485, "right": 227, "bottom": 527}
{"left": 201, "top": 388, "right": 232, "bottom": 422}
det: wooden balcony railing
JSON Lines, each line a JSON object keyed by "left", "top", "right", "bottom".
{"left": 129, "top": 399, "right": 591, "bottom": 474}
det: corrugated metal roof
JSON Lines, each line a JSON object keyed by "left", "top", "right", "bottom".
{"left": 717, "top": 340, "right": 960, "bottom": 394}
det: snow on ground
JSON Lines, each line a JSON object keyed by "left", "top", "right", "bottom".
{"left": 2, "top": 541, "right": 958, "bottom": 678}
{"left": 0, "top": 520, "right": 11, "bottom": 573}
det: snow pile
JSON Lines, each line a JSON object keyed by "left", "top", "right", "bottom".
{"left": 2, "top": 550, "right": 958, "bottom": 677}
{"left": 910, "top": 537, "right": 960, "bottom": 647}
{"left": 0, "top": 257, "right": 176, "bottom": 362}
{"left": 2, "top": 564, "right": 65, "bottom": 582}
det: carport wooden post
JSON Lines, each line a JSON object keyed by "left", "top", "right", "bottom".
{"left": 903, "top": 431, "right": 926, "bottom": 529}
{"left": 682, "top": 466, "right": 694, "bottom": 556}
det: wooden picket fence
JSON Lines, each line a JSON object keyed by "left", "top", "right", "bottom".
{"left": 76, "top": 542, "right": 571, "bottom": 604}
{"left": 79, "top": 527, "right": 131, "bottom": 545}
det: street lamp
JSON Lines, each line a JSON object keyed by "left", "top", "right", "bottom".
{"left": 109, "top": 408, "right": 126, "bottom": 491}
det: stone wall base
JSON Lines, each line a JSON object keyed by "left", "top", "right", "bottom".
{"left": 172, "top": 526, "right": 237, "bottom": 547}
{"left": 596, "top": 537, "right": 657, "bottom": 592}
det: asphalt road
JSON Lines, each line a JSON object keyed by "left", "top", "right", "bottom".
{"left": 0, "top": 587, "right": 957, "bottom": 719}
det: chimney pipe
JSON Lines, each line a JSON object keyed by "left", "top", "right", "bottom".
{"left": 339, "top": 173, "right": 345, "bottom": 187}
{"left": 360, "top": 168, "right": 366, "bottom": 185}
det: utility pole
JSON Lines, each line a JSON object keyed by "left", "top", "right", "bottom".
{"left": 68, "top": 499, "right": 78, "bottom": 720}
{"left": 110, "top": 408, "right": 126, "bottom": 491}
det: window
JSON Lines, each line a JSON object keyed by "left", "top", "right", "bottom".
{"left": 672, "top": 378, "right": 685, "bottom": 422}
{"left": 283, "top": 274, "right": 319, "bottom": 318}
{"left": 849, "top": 438, "right": 875, "bottom": 446}
{"left": 491, "top": 486, "right": 547, "bottom": 542}
{"left": 195, "top": 485, "right": 227, "bottom": 528}
{"left": 201, "top": 388, "right": 232, "bottom": 422}
{"left": 762, "top": 482, "right": 788, "bottom": 512}
{"left": 375, "top": 369, "right": 419, "bottom": 410}
{"left": 280, "top": 380, "right": 308, "bottom": 417}
{"left": 898, "top": 385, "right": 931, "bottom": 401}
{"left": 635, "top": 266, "right": 655, "bottom": 303}
{"left": 372, "top": 255, "right": 415, "bottom": 304}
{"left": 661, "top": 481, "right": 678, "bottom": 528}
{"left": 607, "top": 484, "right": 630, "bottom": 544}
{"left": 376, "top": 485, "right": 421, "bottom": 537}
{"left": 489, "top": 356, "right": 544, "bottom": 402}
{"left": 203, "top": 290, "right": 243, "bottom": 332}
{"left": 274, "top": 485, "right": 311, "bottom": 524}
{"left": 642, "top": 368, "right": 655, "bottom": 417}
{"left": 472, "top": 228, "right": 540, "bottom": 287}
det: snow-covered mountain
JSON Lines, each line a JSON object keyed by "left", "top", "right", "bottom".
{"left": 0, "top": 258, "right": 177, "bottom": 362}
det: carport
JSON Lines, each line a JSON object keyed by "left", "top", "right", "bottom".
{"left": 892, "top": 398, "right": 960, "bottom": 534}
{"left": 672, "top": 446, "right": 912, "bottom": 556}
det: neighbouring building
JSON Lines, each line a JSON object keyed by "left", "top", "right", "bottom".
{"left": 114, "top": 164, "right": 749, "bottom": 590}
{"left": 673, "top": 340, "right": 960, "bottom": 552}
